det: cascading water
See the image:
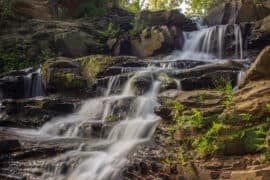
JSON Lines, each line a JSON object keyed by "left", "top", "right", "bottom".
{"left": 0, "top": 16, "right": 247, "bottom": 179}
{"left": 172, "top": 24, "right": 244, "bottom": 60}
{"left": 23, "top": 68, "right": 44, "bottom": 98}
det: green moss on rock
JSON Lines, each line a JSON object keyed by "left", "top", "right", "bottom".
{"left": 78, "top": 55, "right": 115, "bottom": 85}
{"left": 51, "top": 71, "right": 87, "bottom": 92}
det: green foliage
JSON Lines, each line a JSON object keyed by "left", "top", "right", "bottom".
{"left": 97, "top": 23, "right": 121, "bottom": 41}
{"left": 145, "top": 0, "right": 182, "bottom": 11}
{"left": 163, "top": 156, "right": 172, "bottom": 165}
{"left": 193, "top": 122, "right": 222, "bottom": 156}
{"left": 166, "top": 99, "right": 185, "bottom": 120}
{"left": 241, "top": 125, "right": 268, "bottom": 152}
{"left": 176, "top": 148, "right": 186, "bottom": 165}
{"left": 77, "top": 1, "right": 108, "bottom": 18}
{"left": 0, "top": 41, "right": 53, "bottom": 73}
{"left": 214, "top": 79, "right": 233, "bottom": 107}
{"left": 185, "top": 0, "right": 268, "bottom": 16}
{"left": 0, "top": 0, "right": 14, "bottom": 19}
{"left": 122, "top": 0, "right": 140, "bottom": 13}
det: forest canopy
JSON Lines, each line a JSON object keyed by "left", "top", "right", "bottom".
{"left": 0, "top": 0, "right": 269, "bottom": 18}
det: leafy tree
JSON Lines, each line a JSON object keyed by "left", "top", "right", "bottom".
{"left": 145, "top": 0, "right": 182, "bottom": 11}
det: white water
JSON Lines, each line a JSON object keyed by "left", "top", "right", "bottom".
{"left": 23, "top": 68, "right": 44, "bottom": 98}
{"left": 172, "top": 24, "right": 244, "bottom": 61}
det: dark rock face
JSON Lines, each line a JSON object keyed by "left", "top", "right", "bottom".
{"left": 0, "top": 68, "right": 44, "bottom": 99}
{"left": 0, "top": 96, "right": 80, "bottom": 128}
{"left": 249, "top": 15, "right": 270, "bottom": 48}
{"left": 205, "top": 1, "right": 270, "bottom": 26}
{"left": 181, "top": 71, "right": 239, "bottom": 91}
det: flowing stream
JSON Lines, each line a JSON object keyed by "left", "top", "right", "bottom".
{"left": 2, "top": 23, "right": 246, "bottom": 180}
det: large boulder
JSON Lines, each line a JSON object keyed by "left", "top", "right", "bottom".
{"left": 131, "top": 26, "right": 177, "bottom": 57}
{"left": 41, "top": 57, "right": 88, "bottom": 94}
{"left": 240, "top": 46, "right": 270, "bottom": 87}
{"left": 205, "top": 1, "right": 270, "bottom": 26}
{"left": 249, "top": 15, "right": 270, "bottom": 47}
{"left": 55, "top": 32, "right": 104, "bottom": 57}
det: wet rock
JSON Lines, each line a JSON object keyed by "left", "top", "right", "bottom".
{"left": 206, "top": 1, "right": 270, "bottom": 26}
{"left": 181, "top": 70, "right": 239, "bottom": 91}
{"left": 0, "top": 67, "right": 40, "bottom": 99}
{"left": 158, "top": 73, "right": 178, "bottom": 92}
{"left": 130, "top": 72, "right": 153, "bottom": 95}
{"left": 0, "top": 97, "right": 80, "bottom": 128}
{"left": 0, "top": 139, "right": 21, "bottom": 154}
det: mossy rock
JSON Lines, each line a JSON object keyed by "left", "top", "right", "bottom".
{"left": 130, "top": 72, "right": 153, "bottom": 95}
{"left": 41, "top": 57, "right": 88, "bottom": 94}
{"left": 50, "top": 71, "right": 87, "bottom": 93}
{"left": 158, "top": 72, "right": 178, "bottom": 92}
{"left": 76, "top": 55, "right": 131, "bottom": 86}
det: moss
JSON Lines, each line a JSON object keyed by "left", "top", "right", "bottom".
{"left": 52, "top": 71, "right": 87, "bottom": 92}
{"left": 78, "top": 55, "right": 115, "bottom": 85}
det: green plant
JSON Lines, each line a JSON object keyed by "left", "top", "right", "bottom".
{"left": 214, "top": 79, "right": 233, "bottom": 107}
{"left": 0, "top": 0, "right": 14, "bottom": 19}
{"left": 198, "top": 95, "right": 204, "bottom": 106}
{"left": 97, "top": 23, "right": 121, "bottom": 41}
{"left": 76, "top": 0, "right": 108, "bottom": 18}
{"left": 176, "top": 148, "right": 187, "bottom": 165}
{"left": 162, "top": 157, "right": 172, "bottom": 165}
{"left": 166, "top": 99, "right": 185, "bottom": 121}
{"left": 193, "top": 122, "right": 222, "bottom": 156}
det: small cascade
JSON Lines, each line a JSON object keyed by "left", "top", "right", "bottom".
{"left": 236, "top": 70, "right": 246, "bottom": 87}
{"left": 23, "top": 68, "right": 44, "bottom": 98}
{"left": 234, "top": 24, "right": 243, "bottom": 59}
{"left": 180, "top": 24, "right": 243, "bottom": 60}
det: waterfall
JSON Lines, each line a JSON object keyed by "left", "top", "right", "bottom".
{"left": 178, "top": 24, "right": 243, "bottom": 60}
{"left": 23, "top": 68, "right": 44, "bottom": 98}
{"left": 7, "top": 65, "right": 160, "bottom": 179}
